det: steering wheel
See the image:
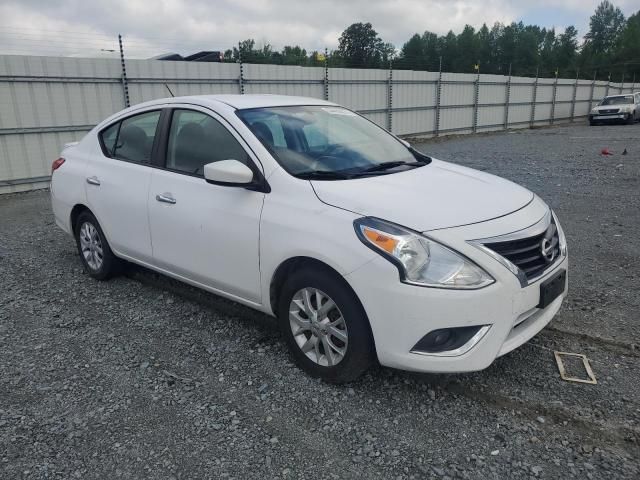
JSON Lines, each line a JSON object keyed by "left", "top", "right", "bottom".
{"left": 311, "top": 155, "right": 346, "bottom": 172}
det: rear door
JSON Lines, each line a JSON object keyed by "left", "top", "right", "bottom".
{"left": 85, "top": 109, "right": 162, "bottom": 263}
{"left": 147, "top": 106, "right": 265, "bottom": 303}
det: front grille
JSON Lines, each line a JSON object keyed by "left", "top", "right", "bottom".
{"left": 599, "top": 108, "right": 619, "bottom": 115}
{"left": 483, "top": 219, "right": 560, "bottom": 280}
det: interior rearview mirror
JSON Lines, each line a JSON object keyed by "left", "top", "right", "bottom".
{"left": 204, "top": 160, "right": 254, "bottom": 186}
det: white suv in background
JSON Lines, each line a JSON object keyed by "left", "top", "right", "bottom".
{"left": 589, "top": 93, "right": 639, "bottom": 125}
{"left": 51, "top": 95, "right": 568, "bottom": 383}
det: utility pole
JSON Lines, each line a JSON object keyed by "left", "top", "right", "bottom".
{"left": 238, "top": 42, "right": 245, "bottom": 94}
{"left": 570, "top": 68, "right": 579, "bottom": 122}
{"left": 387, "top": 56, "right": 393, "bottom": 132}
{"left": 530, "top": 66, "right": 539, "bottom": 128}
{"left": 323, "top": 47, "right": 329, "bottom": 101}
{"left": 503, "top": 63, "right": 512, "bottom": 130}
{"left": 434, "top": 56, "right": 442, "bottom": 137}
{"left": 588, "top": 71, "right": 596, "bottom": 111}
{"left": 472, "top": 61, "right": 480, "bottom": 133}
{"left": 550, "top": 69, "right": 559, "bottom": 125}
{"left": 118, "top": 34, "right": 130, "bottom": 108}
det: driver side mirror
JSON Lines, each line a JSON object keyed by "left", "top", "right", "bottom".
{"left": 204, "top": 160, "right": 254, "bottom": 186}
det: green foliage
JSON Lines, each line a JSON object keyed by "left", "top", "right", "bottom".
{"left": 336, "top": 22, "right": 391, "bottom": 67}
{"left": 221, "top": 2, "right": 639, "bottom": 81}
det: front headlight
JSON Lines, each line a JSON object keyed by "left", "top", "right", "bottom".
{"left": 552, "top": 211, "right": 568, "bottom": 257}
{"left": 354, "top": 217, "right": 494, "bottom": 289}
{"left": 619, "top": 105, "right": 632, "bottom": 113}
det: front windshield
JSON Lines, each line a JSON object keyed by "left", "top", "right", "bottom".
{"left": 601, "top": 96, "right": 634, "bottom": 105}
{"left": 236, "top": 105, "right": 428, "bottom": 179}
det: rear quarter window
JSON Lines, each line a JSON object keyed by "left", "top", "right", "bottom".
{"left": 100, "top": 122, "right": 120, "bottom": 156}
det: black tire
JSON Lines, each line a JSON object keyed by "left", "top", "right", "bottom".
{"left": 277, "top": 267, "right": 375, "bottom": 383}
{"left": 74, "top": 211, "right": 121, "bottom": 280}
{"left": 626, "top": 114, "right": 634, "bottom": 125}
{"left": 589, "top": 119, "right": 596, "bottom": 126}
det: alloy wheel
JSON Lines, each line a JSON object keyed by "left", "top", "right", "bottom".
{"left": 289, "top": 288, "right": 348, "bottom": 367}
{"left": 79, "top": 221, "right": 104, "bottom": 271}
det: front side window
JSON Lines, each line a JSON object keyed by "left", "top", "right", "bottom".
{"left": 99, "top": 110, "right": 161, "bottom": 163}
{"left": 237, "top": 105, "right": 428, "bottom": 179}
{"left": 166, "top": 109, "right": 250, "bottom": 175}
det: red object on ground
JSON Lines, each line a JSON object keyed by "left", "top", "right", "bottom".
{"left": 601, "top": 148, "right": 613, "bottom": 155}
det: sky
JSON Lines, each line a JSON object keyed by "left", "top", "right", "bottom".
{"left": 0, "top": 0, "right": 638, "bottom": 58}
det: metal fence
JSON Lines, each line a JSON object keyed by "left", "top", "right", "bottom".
{"left": 0, "top": 54, "right": 637, "bottom": 194}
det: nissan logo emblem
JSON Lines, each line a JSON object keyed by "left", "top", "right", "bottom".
{"left": 540, "top": 238, "right": 556, "bottom": 263}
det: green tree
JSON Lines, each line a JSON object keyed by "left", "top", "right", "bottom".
{"left": 614, "top": 11, "right": 640, "bottom": 79}
{"left": 584, "top": 0, "right": 625, "bottom": 55}
{"left": 337, "top": 22, "right": 386, "bottom": 67}
{"left": 454, "top": 25, "right": 478, "bottom": 72}
{"left": 556, "top": 26, "right": 579, "bottom": 76}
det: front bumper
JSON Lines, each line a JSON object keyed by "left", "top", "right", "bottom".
{"left": 345, "top": 202, "right": 568, "bottom": 373}
{"left": 589, "top": 113, "right": 631, "bottom": 122}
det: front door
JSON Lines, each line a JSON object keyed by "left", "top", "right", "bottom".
{"left": 147, "top": 107, "right": 264, "bottom": 303}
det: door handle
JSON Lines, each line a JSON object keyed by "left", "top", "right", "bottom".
{"left": 86, "top": 176, "right": 100, "bottom": 186}
{"left": 155, "top": 193, "right": 176, "bottom": 204}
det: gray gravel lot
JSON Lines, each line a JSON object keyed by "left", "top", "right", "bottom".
{"left": 1, "top": 122, "right": 639, "bottom": 479}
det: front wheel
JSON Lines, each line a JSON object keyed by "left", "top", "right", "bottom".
{"left": 74, "top": 211, "right": 121, "bottom": 280}
{"left": 277, "top": 267, "right": 375, "bottom": 383}
{"left": 626, "top": 114, "right": 634, "bottom": 125}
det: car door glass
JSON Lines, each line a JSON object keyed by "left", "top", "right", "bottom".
{"left": 112, "top": 111, "right": 161, "bottom": 163}
{"left": 166, "top": 109, "right": 250, "bottom": 175}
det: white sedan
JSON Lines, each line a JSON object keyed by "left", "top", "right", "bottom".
{"left": 51, "top": 94, "right": 568, "bottom": 383}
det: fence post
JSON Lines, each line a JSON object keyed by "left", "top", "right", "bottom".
{"left": 550, "top": 71, "right": 558, "bottom": 125}
{"left": 472, "top": 68, "right": 480, "bottom": 133}
{"left": 632, "top": 73, "right": 636, "bottom": 95}
{"left": 503, "top": 63, "right": 512, "bottom": 130}
{"left": 604, "top": 73, "right": 610, "bottom": 98}
{"left": 238, "top": 43, "right": 245, "bottom": 94}
{"left": 570, "top": 68, "right": 579, "bottom": 122}
{"left": 620, "top": 71, "right": 625, "bottom": 94}
{"left": 387, "top": 59, "right": 393, "bottom": 132}
{"left": 589, "top": 71, "right": 596, "bottom": 110}
{"left": 118, "top": 34, "right": 130, "bottom": 108}
{"left": 529, "top": 67, "right": 539, "bottom": 128}
{"left": 434, "top": 56, "right": 442, "bottom": 137}
{"left": 323, "top": 48, "right": 329, "bottom": 101}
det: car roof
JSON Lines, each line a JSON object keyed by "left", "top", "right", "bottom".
{"left": 139, "top": 94, "right": 337, "bottom": 110}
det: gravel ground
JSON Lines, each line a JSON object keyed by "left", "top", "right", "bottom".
{"left": 1, "top": 122, "right": 639, "bottom": 479}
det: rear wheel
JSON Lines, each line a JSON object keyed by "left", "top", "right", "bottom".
{"left": 74, "top": 211, "right": 121, "bottom": 280}
{"left": 277, "top": 267, "right": 375, "bottom": 383}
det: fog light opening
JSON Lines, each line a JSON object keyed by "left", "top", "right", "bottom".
{"left": 411, "top": 325, "right": 490, "bottom": 357}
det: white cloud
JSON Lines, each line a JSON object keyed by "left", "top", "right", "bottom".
{"left": 0, "top": 0, "right": 637, "bottom": 58}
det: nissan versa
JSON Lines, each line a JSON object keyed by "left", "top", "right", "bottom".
{"left": 51, "top": 95, "right": 568, "bottom": 383}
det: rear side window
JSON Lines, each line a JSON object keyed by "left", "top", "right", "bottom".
{"left": 166, "top": 109, "right": 250, "bottom": 176}
{"left": 99, "top": 110, "right": 161, "bottom": 164}
{"left": 100, "top": 122, "right": 119, "bottom": 156}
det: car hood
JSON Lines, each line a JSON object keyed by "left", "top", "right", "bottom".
{"left": 311, "top": 159, "right": 534, "bottom": 232}
{"left": 592, "top": 105, "right": 626, "bottom": 112}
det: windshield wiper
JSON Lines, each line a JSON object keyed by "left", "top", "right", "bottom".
{"left": 352, "top": 160, "right": 425, "bottom": 175}
{"left": 296, "top": 170, "right": 353, "bottom": 180}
